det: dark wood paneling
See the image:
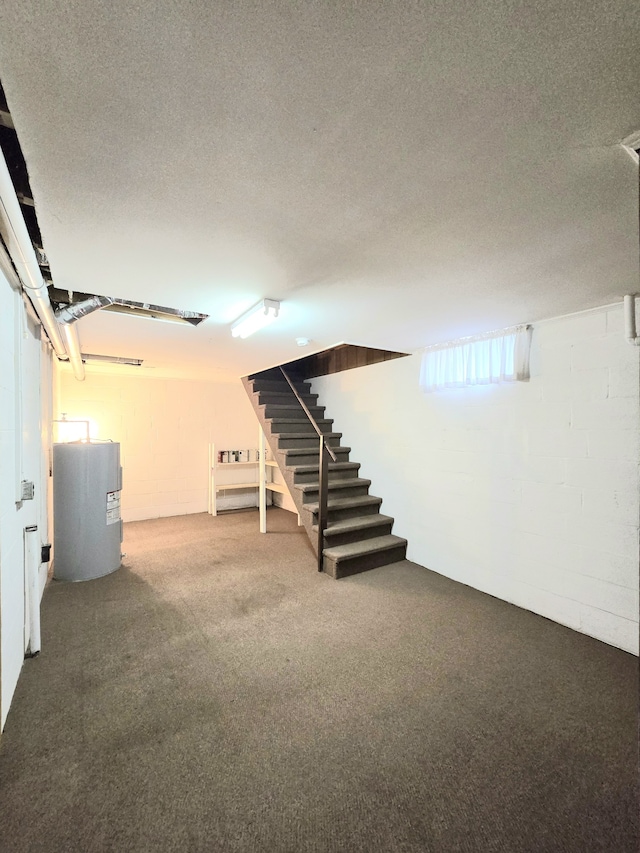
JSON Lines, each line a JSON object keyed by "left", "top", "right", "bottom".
{"left": 269, "top": 344, "right": 409, "bottom": 380}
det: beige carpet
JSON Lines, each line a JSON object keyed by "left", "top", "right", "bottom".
{"left": 0, "top": 508, "right": 637, "bottom": 852}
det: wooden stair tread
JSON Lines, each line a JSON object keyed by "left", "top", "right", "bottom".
{"left": 323, "top": 534, "right": 407, "bottom": 561}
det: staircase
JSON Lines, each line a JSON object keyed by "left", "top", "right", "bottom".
{"left": 242, "top": 367, "right": 407, "bottom": 578}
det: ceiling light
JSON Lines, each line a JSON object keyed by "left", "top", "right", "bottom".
{"left": 231, "top": 299, "right": 280, "bottom": 339}
{"left": 296, "top": 337, "right": 311, "bottom": 347}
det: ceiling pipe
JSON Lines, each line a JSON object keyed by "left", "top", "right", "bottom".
{"left": 55, "top": 296, "right": 116, "bottom": 382}
{"left": 0, "top": 144, "right": 67, "bottom": 359}
{"left": 623, "top": 295, "right": 640, "bottom": 346}
{"left": 58, "top": 323, "right": 85, "bottom": 381}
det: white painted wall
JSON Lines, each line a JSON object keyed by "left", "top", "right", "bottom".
{"left": 57, "top": 369, "right": 260, "bottom": 521}
{"left": 313, "top": 305, "right": 639, "bottom": 654}
{"left": 0, "top": 267, "right": 52, "bottom": 728}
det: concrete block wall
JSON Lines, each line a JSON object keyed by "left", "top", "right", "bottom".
{"left": 313, "top": 304, "right": 639, "bottom": 654}
{"left": 57, "top": 370, "right": 260, "bottom": 522}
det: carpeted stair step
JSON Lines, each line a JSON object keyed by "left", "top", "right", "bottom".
{"left": 289, "top": 461, "right": 360, "bottom": 484}
{"left": 276, "top": 431, "right": 342, "bottom": 449}
{"left": 268, "top": 418, "right": 334, "bottom": 435}
{"left": 322, "top": 534, "right": 408, "bottom": 579}
{"left": 256, "top": 389, "right": 320, "bottom": 407}
{"left": 314, "top": 513, "right": 395, "bottom": 547}
{"left": 282, "top": 446, "right": 351, "bottom": 466}
{"left": 251, "top": 380, "right": 312, "bottom": 397}
{"left": 296, "top": 477, "right": 371, "bottom": 504}
{"left": 304, "top": 494, "right": 383, "bottom": 522}
{"left": 262, "top": 403, "right": 326, "bottom": 420}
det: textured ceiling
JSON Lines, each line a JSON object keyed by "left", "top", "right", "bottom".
{"left": 0, "top": 1, "right": 638, "bottom": 379}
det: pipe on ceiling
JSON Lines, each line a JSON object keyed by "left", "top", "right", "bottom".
{"left": 623, "top": 295, "right": 640, "bottom": 346}
{"left": 55, "top": 296, "right": 115, "bottom": 382}
{"left": 0, "top": 145, "right": 70, "bottom": 360}
{"left": 58, "top": 323, "right": 85, "bottom": 381}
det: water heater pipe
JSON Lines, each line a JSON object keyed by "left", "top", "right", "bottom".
{"left": 623, "top": 295, "right": 640, "bottom": 345}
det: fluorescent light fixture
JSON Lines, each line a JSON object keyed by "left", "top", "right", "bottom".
{"left": 231, "top": 298, "right": 280, "bottom": 339}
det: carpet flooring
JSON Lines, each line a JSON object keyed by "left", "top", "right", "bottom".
{"left": 0, "top": 509, "right": 637, "bottom": 852}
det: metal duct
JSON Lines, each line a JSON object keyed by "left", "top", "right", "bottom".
{"left": 54, "top": 296, "right": 115, "bottom": 382}
{"left": 55, "top": 295, "right": 114, "bottom": 324}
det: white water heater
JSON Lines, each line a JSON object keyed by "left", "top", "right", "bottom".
{"left": 53, "top": 442, "right": 123, "bottom": 582}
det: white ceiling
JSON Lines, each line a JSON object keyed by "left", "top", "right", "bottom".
{"left": 0, "top": 1, "right": 638, "bottom": 380}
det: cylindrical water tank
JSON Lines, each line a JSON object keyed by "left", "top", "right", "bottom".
{"left": 53, "top": 442, "right": 123, "bottom": 582}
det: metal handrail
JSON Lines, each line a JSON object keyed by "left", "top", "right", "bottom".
{"left": 279, "top": 367, "right": 337, "bottom": 571}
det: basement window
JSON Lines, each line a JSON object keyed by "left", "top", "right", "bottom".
{"left": 420, "top": 325, "right": 532, "bottom": 393}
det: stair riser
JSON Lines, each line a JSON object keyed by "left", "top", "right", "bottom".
{"left": 293, "top": 467, "right": 359, "bottom": 484}
{"left": 263, "top": 405, "right": 326, "bottom": 420}
{"left": 284, "top": 449, "right": 350, "bottom": 466}
{"left": 324, "top": 543, "right": 407, "bottom": 579}
{"left": 323, "top": 521, "right": 394, "bottom": 548}
{"left": 300, "top": 484, "right": 369, "bottom": 504}
{"left": 257, "top": 392, "right": 319, "bottom": 407}
{"left": 270, "top": 420, "right": 334, "bottom": 435}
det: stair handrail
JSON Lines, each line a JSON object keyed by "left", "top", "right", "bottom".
{"left": 279, "top": 366, "right": 336, "bottom": 571}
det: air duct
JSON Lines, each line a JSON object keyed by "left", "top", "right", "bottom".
{"left": 55, "top": 296, "right": 115, "bottom": 382}
{"left": 55, "top": 294, "right": 114, "bottom": 324}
